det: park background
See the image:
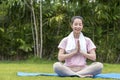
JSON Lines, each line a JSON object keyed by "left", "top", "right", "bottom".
{"left": 0, "top": 0, "right": 120, "bottom": 63}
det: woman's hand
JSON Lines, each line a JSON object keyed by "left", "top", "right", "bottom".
{"left": 58, "top": 40, "right": 81, "bottom": 61}
{"left": 71, "top": 40, "right": 80, "bottom": 55}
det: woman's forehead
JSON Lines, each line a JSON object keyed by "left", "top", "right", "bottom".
{"left": 73, "top": 19, "right": 82, "bottom": 23}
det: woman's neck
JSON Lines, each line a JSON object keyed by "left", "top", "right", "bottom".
{"left": 73, "top": 32, "right": 80, "bottom": 39}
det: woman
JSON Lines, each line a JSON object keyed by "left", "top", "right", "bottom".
{"left": 53, "top": 16, "right": 103, "bottom": 78}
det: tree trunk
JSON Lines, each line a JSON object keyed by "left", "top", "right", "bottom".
{"left": 39, "top": 0, "right": 43, "bottom": 58}
{"left": 31, "top": 11, "right": 36, "bottom": 56}
{"left": 31, "top": 0, "right": 39, "bottom": 57}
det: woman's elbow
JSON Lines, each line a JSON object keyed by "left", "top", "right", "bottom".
{"left": 58, "top": 56, "right": 64, "bottom": 62}
{"left": 92, "top": 57, "right": 96, "bottom": 61}
{"left": 91, "top": 56, "right": 96, "bottom": 61}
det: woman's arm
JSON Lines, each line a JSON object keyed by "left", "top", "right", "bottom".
{"left": 58, "top": 40, "right": 80, "bottom": 62}
{"left": 80, "top": 49, "right": 96, "bottom": 61}
{"left": 58, "top": 48, "right": 77, "bottom": 62}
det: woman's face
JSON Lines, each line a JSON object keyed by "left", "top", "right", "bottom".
{"left": 71, "top": 18, "right": 83, "bottom": 34}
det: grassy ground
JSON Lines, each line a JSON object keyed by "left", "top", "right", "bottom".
{"left": 0, "top": 59, "right": 119, "bottom": 80}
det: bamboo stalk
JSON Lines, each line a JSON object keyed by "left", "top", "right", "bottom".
{"left": 39, "top": 0, "right": 43, "bottom": 58}
{"left": 31, "top": 0, "right": 39, "bottom": 57}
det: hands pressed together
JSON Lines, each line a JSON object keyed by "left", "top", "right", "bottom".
{"left": 72, "top": 40, "right": 84, "bottom": 55}
{"left": 58, "top": 39, "right": 96, "bottom": 61}
{"left": 70, "top": 40, "right": 96, "bottom": 61}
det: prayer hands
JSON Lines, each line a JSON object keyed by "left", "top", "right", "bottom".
{"left": 72, "top": 40, "right": 80, "bottom": 54}
{"left": 71, "top": 40, "right": 86, "bottom": 56}
{"left": 76, "top": 40, "right": 80, "bottom": 52}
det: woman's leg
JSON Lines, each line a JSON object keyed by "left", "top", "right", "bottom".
{"left": 53, "top": 62, "right": 79, "bottom": 77}
{"left": 76, "top": 62, "right": 103, "bottom": 76}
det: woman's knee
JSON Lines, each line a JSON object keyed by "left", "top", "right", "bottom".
{"left": 94, "top": 62, "right": 104, "bottom": 69}
{"left": 53, "top": 62, "right": 62, "bottom": 70}
{"left": 89, "top": 62, "right": 103, "bottom": 75}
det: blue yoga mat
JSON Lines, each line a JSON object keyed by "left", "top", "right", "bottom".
{"left": 17, "top": 72, "right": 58, "bottom": 76}
{"left": 17, "top": 72, "right": 120, "bottom": 79}
{"left": 94, "top": 73, "right": 120, "bottom": 79}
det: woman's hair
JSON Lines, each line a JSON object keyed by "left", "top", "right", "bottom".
{"left": 71, "top": 16, "right": 83, "bottom": 25}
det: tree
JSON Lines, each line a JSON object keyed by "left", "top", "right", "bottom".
{"left": 0, "top": 0, "right": 120, "bottom": 63}
{"left": 39, "top": 0, "right": 43, "bottom": 58}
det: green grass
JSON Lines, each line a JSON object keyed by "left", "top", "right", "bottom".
{"left": 0, "top": 59, "right": 120, "bottom": 80}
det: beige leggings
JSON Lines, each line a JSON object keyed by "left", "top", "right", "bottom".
{"left": 53, "top": 62, "right": 103, "bottom": 77}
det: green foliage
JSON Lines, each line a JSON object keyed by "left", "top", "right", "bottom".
{"left": 0, "top": 0, "right": 120, "bottom": 63}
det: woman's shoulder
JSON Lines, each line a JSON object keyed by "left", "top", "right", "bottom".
{"left": 84, "top": 36, "right": 91, "bottom": 41}
{"left": 84, "top": 36, "right": 94, "bottom": 43}
{"left": 58, "top": 37, "right": 68, "bottom": 49}
{"left": 60, "top": 37, "right": 68, "bottom": 42}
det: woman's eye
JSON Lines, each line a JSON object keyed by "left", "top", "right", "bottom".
{"left": 79, "top": 23, "right": 82, "bottom": 26}
{"left": 74, "top": 23, "right": 82, "bottom": 26}
{"left": 74, "top": 23, "right": 78, "bottom": 26}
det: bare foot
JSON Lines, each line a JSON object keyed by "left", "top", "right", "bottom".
{"left": 78, "top": 74, "right": 93, "bottom": 78}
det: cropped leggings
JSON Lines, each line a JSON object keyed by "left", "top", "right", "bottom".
{"left": 53, "top": 62, "right": 103, "bottom": 77}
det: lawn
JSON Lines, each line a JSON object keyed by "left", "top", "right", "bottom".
{"left": 0, "top": 59, "right": 120, "bottom": 80}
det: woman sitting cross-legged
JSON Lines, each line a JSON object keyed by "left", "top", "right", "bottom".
{"left": 53, "top": 16, "right": 103, "bottom": 78}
